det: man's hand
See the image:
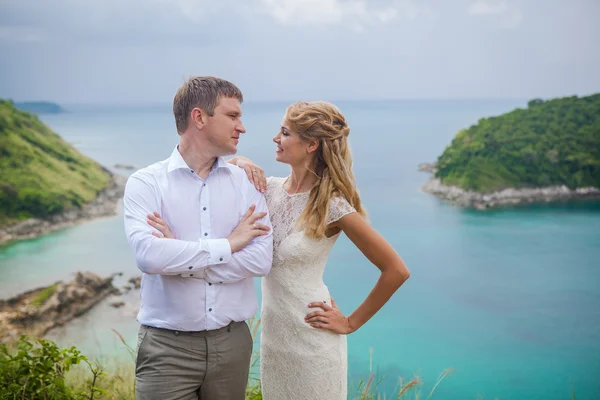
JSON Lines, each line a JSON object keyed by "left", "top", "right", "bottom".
{"left": 147, "top": 212, "right": 175, "bottom": 239}
{"left": 227, "top": 205, "right": 270, "bottom": 252}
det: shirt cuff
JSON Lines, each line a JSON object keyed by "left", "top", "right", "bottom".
{"left": 208, "top": 238, "right": 232, "bottom": 265}
{"left": 180, "top": 269, "right": 207, "bottom": 279}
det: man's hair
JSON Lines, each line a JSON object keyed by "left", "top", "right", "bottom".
{"left": 173, "top": 76, "right": 243, "bottom": 134}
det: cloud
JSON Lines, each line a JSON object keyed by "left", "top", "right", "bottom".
{"left": 1, "top": 0, "right": 598, "bottom": 103}
{"left": 0, "top": 0, "right": 250, "bottom": 45}
{"left": 258, "top": 0, "right": 437, "bottom": 29}
{"left": 467, "top": 0, "right": 523, "bottom": 28}
{"left": 155, "top": 0, "right": 227, "bottom": 23}
{"left": 259, "top": 0, "right": 374, "bottom": 26}
{"left": 393, "top": 0, "right": 439, "bottom": 21}
{"left": 0, "top": 0, "right": 438, "bottom": 46}
{"left": 0, "top": 26, "right": 45, "bottom": 43}
{"left": 467, "top": 0, "right": 508, "bottom": 15}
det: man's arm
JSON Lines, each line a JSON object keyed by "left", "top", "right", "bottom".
{"left": 123, "top": 174, "right": 231, "bottom": 275}
{"left": 202, "top": 184, "right": 273, "bottom": 283}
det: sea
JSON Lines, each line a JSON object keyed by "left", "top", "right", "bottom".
{"left": 1, "top": 99, "right": 599, "bottom": 400}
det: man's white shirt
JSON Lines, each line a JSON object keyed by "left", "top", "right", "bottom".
{"left": 123, "top": 146, "right": 273, "bottom": 331}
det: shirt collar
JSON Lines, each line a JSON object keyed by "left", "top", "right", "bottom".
{"left": 167, "top": 145, "right": 230, "bottom": 174}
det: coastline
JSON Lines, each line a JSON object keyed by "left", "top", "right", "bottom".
{"left": 419, "top": 163, "right": 600, "bottom": 210}
{"left": 0, "top": 172, "right": 127, "bottom": 246}
{"left": 0, "top": 271, "right": 140, "bottom": 343}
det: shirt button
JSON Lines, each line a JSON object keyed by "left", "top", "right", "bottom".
{"left": 190, "top": 170, "right": 193, "bottom": 173}
{"left": 203, "top": 184, "right": 206, "bottom": 187}
{"left": 208, "top": 283, "right": 212, "bottom": 286}
{"left": 209, "top": 308, "right": 212, "bottom": 311}
{"left": 219, "top": 281, "right": 223, "bottom": 284}
{"left": 190, "top": 274, "right": 194, "bottom": 276}
{"left": 203, "top": 207, "right": 207, "bottom": 211}
{"left": 204, "top": 233, "right": 208, "bottom": 236}
{"left": 188, "top": 266, "right": 192, "bottom": 270}
{"left": 219, "top": 257, "right": 223, "bottom": 261}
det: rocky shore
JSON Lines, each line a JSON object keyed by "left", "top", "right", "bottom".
{"left": 419, "top": 163, "right": 600, "bottom": 209}
{"left": 0, "top": 173, "right": 127, "bottom": 246}
{"left": 0, "top": 271, "right": 123, "bottom": 343}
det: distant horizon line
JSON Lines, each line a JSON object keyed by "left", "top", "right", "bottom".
{"left": 13, "top": 97, "right": 533, "bottom": 107}
{"left": 9, "top": 91, "right": 600, "bottom": 108}
{"left": 6, "top": 90, "right": 600, "bottom": 107}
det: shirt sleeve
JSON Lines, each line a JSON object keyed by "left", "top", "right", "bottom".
{"left": 123, "top": 173, "right": 231, "bottom": 275}
{"left": 203, "top": 180, "right": 273, "bottom": 283}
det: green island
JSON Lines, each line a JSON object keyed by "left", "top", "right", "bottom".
{"left": 421, "top": 93, "right": 600, "bottom": 209}
{"left": 0, "top": 99, "right": 124, "bottom": 242}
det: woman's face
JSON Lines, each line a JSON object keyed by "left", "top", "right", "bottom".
{"left": 272, "top": 115, "right": 314, "bottom": 166}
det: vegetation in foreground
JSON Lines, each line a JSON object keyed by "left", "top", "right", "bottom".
{"left": 434, "top": 93, "right": 600, "bottom": 193}
{"left": 1, "top": 331, "right": 581, "bottom": 400}
{"left": 1, "top": 320, "right": 459, "bottom": 400}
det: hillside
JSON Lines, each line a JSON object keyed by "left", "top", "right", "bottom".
{"left": 0, "top": 99, "right": 111, "bottom": 227}
{"left": 433, "top": 94, "right": 600, "bottom": 193}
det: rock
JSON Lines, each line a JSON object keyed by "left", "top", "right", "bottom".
{"left": 418, "top": 162, "right": 437, "bottom": 173}
{"left": 110, "top": 302, "right": 125, "bottom": 308}
{"left": 0, "top": 271, "right": 119, "bottom": 343}
{"left": 421, "top": 177, "right": 600, "bottom": 209}
{"left": 128, "top": 276, "right": 141, "bottom": 290}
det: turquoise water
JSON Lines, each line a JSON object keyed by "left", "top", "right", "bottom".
{"left": 1, "top": 100, "right": 599, "bottom": 399}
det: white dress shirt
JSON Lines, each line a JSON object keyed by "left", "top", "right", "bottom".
{"left": 123, "top": 146, "right": 273, "bottom": 331}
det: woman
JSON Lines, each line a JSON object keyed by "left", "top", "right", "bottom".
{"left": 148, "top": 101, "right": 410, "bottom": 399}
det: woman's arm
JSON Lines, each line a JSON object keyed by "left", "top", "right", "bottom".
{"left": 305, "top": 213, "right": 410, "bottom": 334}
{"left": 227, "top": 156, "right": 267, "bottom": 193}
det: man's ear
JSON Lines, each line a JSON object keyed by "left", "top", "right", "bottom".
{"left": 307, "top": 138, "right": 320, "bottom": 154}
{"left": 191, "top": 107, "right": 207, "bottom": 130}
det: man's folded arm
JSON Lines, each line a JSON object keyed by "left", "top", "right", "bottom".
{"left": 203, "top": 188, "right": 273, "bottom": 283}
{"left": 123, "top": 174, "right": 231, "bottom": 275}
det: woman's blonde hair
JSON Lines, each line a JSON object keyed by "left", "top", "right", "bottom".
{"left": 285, "top": 101, "right": 365, "bottom": 239}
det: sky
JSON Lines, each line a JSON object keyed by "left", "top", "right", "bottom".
{"left": 1, "top": 0, "right": 599, "bottom": 104}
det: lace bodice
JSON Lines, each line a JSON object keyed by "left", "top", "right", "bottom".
{"left": 260, "top": 176, "right": 356, "bottom": 400}
{"left": 266, "top": 176, "right": 356, "bottom": 254}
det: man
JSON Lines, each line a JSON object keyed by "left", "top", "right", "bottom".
{"left": 123, "top": 76, "right": 273, "bottom": 400}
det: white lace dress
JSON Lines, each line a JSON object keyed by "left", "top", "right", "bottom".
{"left": 260, "top": 176, "right": 357, "bottom": 400}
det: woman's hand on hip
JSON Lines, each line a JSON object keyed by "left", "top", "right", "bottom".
{"left": 305, "top": 298, "right": 356, "bottom": 335}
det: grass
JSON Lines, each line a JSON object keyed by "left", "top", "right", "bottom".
{"left": 349, "top": 348, "right": 455, "bottom": 400}
{"left": 11, "top": 318, "right": 583, "bottom": 400}
{"left": 2, "top": 327, "right": 580, "bottom": 400}
{"left": 31, "top": 283, "right": 58, "bottom": 306}
{"left": 64, "top": 318, "right": 452, "bottom": 400}
{"left": 0, "top": 99, "right": 112, "bottom": 225}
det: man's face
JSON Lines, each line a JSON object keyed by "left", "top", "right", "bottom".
{"left": 204, "top": 97, "right": 246, "bottom": 156}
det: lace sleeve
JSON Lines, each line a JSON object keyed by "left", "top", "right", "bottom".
{"left": 327, "top": 196, "right": 356, "bottom": 225}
